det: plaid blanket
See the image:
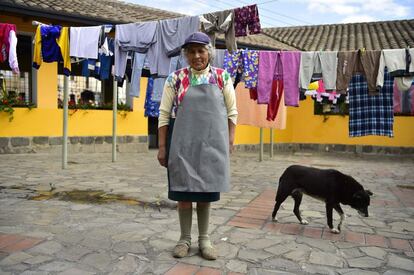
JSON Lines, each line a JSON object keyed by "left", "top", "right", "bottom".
{"left": 348, "top": 72, "right": 394, "bottom": 137}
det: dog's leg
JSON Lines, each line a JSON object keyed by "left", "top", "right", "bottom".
{"left": 292, "top": 189, "right": 308, "bottom": 225}
{"left": 333, "top": 204, "right": 345, "bottom": 232}
{"left": 326, "top": 203, "right": 339, "bottom": 234}
{"left": 272, "top": 192, "right": 290, "bottom": 222}
{"left": 272, "top": 201, "right": 282, "bottom": 222}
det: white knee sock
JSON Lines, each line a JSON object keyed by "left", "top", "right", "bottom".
{"left": 177, "top": 207, "right": 192, "bottom": 246}
{"left": 197, "top": 203, "right": 213, "bottom": 248}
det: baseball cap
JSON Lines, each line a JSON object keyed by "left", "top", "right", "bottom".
{"left": 182, "top": 32, "right": 211, "bottom": 48}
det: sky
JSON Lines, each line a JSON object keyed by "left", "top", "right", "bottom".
{"left": 125, "top": 0, "right": 414, "bottom": 28}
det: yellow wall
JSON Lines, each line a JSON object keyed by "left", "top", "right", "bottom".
{"left": 0, "top": 108, "right": 147, "bottom": 137}
{"left": 36, "top": 63, "right": 58, "bottom": 109}
{"left": 234, "top": 97, "right": 414, "bottom": 147}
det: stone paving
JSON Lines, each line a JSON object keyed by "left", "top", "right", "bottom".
{"left": 0, "top": 150, "right": 413, "bottom": 274}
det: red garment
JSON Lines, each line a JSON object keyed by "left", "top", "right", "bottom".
{"left": 0, "top": 23, "right": 17, "bottom": 63}
{"left": 267, "top": 79, "right": 284, "bottom": 121}
{"left": 249, "top": 88, "right": 258, "bottom": 100}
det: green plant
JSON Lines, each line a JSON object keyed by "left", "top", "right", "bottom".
{"left": 0, "top": 97, "right": 15, "bottom": 122}
{"left": 59, "top": 100, "right": 132, "bottom": 117}
{"left": 0, "top": 90, "right": 34, "bottom": 122}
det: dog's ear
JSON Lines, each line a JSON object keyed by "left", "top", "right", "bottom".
{"left": 366, "top": 190, "right": 373, "bottom": 196}
{"left": 353, "top": 192, "right": 362, "bottom": 200}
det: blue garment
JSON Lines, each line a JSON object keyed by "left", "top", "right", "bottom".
{"left": 98, "top": 38, "right": 114, "bottom": 80}
{"left": 40, "top": 25, "right": 63, "bottom": 62}
{"left": 144, "top": 77, "right": 160, "bottom": 117}
{"left": 81, "top": 59, "right": 97, "bottom": 77}
{"left": 152, "top": 77, "right": 166, "bottom": 102}
{"left": 81, "top": 59, "right": 89, "bottom": 76}
{"left": 80, "top": 38, "right": 113, "bottom": 80}
{"left": 348, "top": 70, "right": 394, "bottom": 137}
{"left": 130, "top": 52, "right": 147, "bottom": 97}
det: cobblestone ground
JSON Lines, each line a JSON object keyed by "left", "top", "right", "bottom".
{"left": 0, "top": 150, "right": 413, "bottom": 274}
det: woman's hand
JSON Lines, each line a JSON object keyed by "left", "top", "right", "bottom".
{"left": 157, "top": 147, "right": 167, "bottom": 167}
{"left": 157, "top": 126, "right": 168, "bottom": 168}
{"left": 228, "top": 120, "right": 236, "bottom": 154}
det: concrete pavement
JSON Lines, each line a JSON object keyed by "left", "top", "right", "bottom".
{"left": 0, "top": 150, "right": 413, "bottom": 274}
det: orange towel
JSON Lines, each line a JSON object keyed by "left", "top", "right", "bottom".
{"left": 236, "top": 85, "right": 286, "bottom": 129}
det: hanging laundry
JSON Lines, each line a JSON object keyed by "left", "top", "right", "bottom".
{"left": 144, "top": 76, "right": 160, "bottom": 118}
{"left": 115, "top": 21, "right": 158, "bottom": 80}
{"left": 336, "top": 50, "right": 381, "bottom": 95}
{"left": 267, "top": 77, "right": 283, "bottom": 121}
{"left": 234, "top": 4, "right": 261, "bottom": 37}
{"left": 305, "top": 80, "right": 341, "bottom": 104}
{"left": 236, "top": 85, "right": 286, "bottom": 129}
{"left": 377, "top": 48, "right": 414, "bottom": 91}
{"left": 98, "top": 37, "right": 114, "bottom": 80}
{"left": 41, "top": 25, "right": 62, "bottom": 62}
{"left": 152, "top": 77, "right": 166, "bottom": 102}
{"left": 32, "top": 25, "right": 71, "bottom": 75}
{"left": 117, "top": 56, "right": 134, "bottom": 87}
{"left": 81, "top": 59, "right": 96, "bottom": 77}
{"left": 393, "top": 80, "right": 414, "bottom": 115}
{"left": 200, "top": 10, "right": 237, "bottom": 52}
{"left": 249, "top": 88, "right": 258, "bottom": 100}
{"left": 0, "top": 23, "right": 19, "bottom": 74}
{"left": 212, "top": 49, "right": 225, "bottom": 68}
{"left": 223, "top": 49, "right": 243, "bottom": 81}
{"left": 148, "top": 16, "right": 199, "bottom": 77}
{"left": 130, "top": 52, "right": 147, "bottom": 97}
{"left": 168, "top": 53, "right": 188, "bottom": 73}
{"left": 256, "top": 51, "right": 284, "bottom": 119}
{"left": 241, "top": 49, "right": 259, "bottom": 89}
{"left": 299, "top": 51, "right": 338, "bottom": 92}
{"left": 280, "top": 51, "right": 301, "bottom": 106}
{"left": 69, "top": 26, "right": 101, "bottom": 59}
{"left": 348, "top": 70, "right": 394, "bottom": 137}
{"left": 257, "top": 51, "right": 279, "bottom": 104}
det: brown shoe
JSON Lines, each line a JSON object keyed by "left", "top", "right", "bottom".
{"left": 199, "top": 246, "right": 217, "bottom": 260}
{"left": 173, "top": 243, "right": 190, "bottom": 258}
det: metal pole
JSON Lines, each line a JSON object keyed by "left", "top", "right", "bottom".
{"left": 259, "top": 128, "right": 263, "bottom": 162}
{"left": 270, "top": 128, "right": 274, "bottom": 159}
{"left": 112, "top": 78, "right": 117, "bottom": 162}
{"left": 62, "top": 76, "right": 69, "bottom": 169}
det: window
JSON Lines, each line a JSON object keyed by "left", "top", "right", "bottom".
{"left": 57, "top": 61, "right": 128, "bottom": 109}
{"left": 313, "top": 95, "right": 349, "bottom": 116}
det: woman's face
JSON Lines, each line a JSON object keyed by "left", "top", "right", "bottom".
{"left": 186, "top": 44, "right": 209, "bottom": 71}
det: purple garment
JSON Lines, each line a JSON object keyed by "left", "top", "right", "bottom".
{"left": 234, "top": 4, "right": 261, "bottom": 37}
{"left": 257, "top": 51, "right": 280, "bottom": 104}
{"left": 281, "top": 51, "right": 301, "bottom": 107}
{"left": 241, "top": 49, "right": 259, "bottom": 88}
{"left": 223, "top": 50, "right": 243, "bottom": 79}
{"left": 40, "top": 25, "right": 63, "bottom": 63}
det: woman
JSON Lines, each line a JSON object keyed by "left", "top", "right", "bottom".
{"left": 157, "top": 32, "right": 237, "bottom": 260}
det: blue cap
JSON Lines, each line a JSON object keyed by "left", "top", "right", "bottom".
{"left": 182, "top": 32, "right": 211, "bottom": 48}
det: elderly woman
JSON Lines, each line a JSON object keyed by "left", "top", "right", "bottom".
{"left": 157, "top": 32, "right": 237, "bottom": 260}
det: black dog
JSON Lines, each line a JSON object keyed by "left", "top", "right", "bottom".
{"left": 272, "top": 165, "right": 373, "bottom": 233}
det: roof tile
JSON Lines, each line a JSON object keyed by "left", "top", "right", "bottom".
{"left": 263, "top": 19, "right": 414, "bottom": 50}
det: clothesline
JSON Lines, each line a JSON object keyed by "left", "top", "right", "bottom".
{"left": 2, "top": 11, "right": 414, "bottom": 141}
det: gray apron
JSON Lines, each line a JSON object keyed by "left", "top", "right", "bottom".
{"left": 168, "top": 72, "right": 230, "bottom": 192}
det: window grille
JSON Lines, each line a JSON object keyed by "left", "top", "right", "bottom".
{"left": 0, "top": 70, "right": 30, "bottom": 104}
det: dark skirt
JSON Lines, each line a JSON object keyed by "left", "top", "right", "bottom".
{"left": 167, "top": 118, "right": 220, "bottom": 202}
